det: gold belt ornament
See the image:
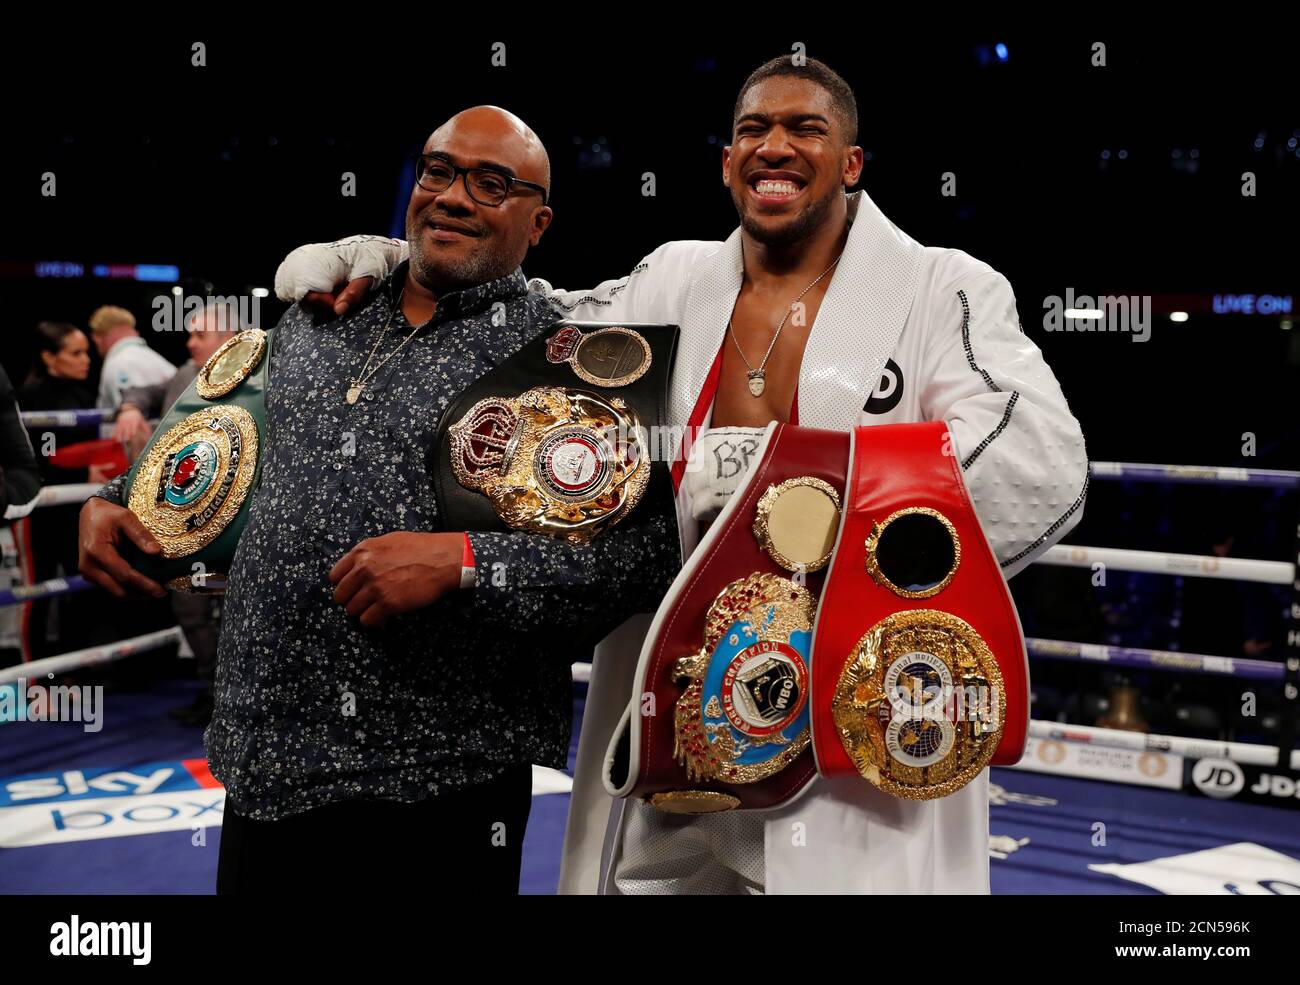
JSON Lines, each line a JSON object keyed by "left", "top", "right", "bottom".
{"left": 195, "top": 329, "right": 267, "bottom": 398}
{"left": 447, "top": 386, "right": 650, "bottom": 544}
{"left": 832, "top": 609, "right": 1003, "bottom": 800}
{"left": 672, "top": 572, "right": 816, "bottom": 787}
{"left": 126, "top": 406, "right": 260, "bottom": 560}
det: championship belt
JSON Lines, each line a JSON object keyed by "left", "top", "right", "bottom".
{"left": 607, "top": 424, "right": 849, "bottom": 812}
{"left": 810, "top": 422, "right": 1028, "bottom": 799}
{"left": 120, "top": 330, "right": 270, "bottom": 593}
{"left": 609, "top": 420, "right": 1029, "bottom": 814}
{"left": 434, "top": 321, "right": 679, "bottom": 543}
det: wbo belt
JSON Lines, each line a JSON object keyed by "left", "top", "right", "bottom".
{"left": 121, "top": 330, "right": 270, "bottom": 593}
{"left": 434, "top": 321, "right": 679, "bottom": 544}
{"left": 606, "top": 421, "right": 1030, "bottom": 813}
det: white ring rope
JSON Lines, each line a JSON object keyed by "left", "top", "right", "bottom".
{"left": 1035, "top": 544, "right": 1294, "bottom": 585}
{"left": 4, "top": 482, "right": 101, "bottom": 520}
{"left": 0, "top": 628, "right": 182, "bottom": 686}
{"left": 1027, "top": 719, "right": 1300, "bottom": 770}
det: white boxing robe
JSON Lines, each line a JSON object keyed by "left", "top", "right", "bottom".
{"left": 536, "top": 190, "right": 1089, "bottom": 895}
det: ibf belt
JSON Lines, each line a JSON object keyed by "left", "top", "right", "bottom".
{"left": 811, "top": 422, "right": 1027, "bottom": 800}
{"left": 434, "top": 321, "right": 679, "bottom": 544}
{"left": 608, "top": 421, "right": 1029, "bottom": 813}
{"left": 121, "top": 329, "right": 270, "bottom": 593}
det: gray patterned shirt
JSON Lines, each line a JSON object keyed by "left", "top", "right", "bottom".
{"left": 97, "top": 264, "right": 678, "bottom": 820}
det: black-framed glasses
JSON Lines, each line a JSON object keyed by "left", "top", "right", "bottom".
{"left": 414, "top": 154, "right": 549, "bottom": 207}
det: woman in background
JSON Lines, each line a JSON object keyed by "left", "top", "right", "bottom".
{"left": 17, "top": 322, "right": 97, "bottom": 658}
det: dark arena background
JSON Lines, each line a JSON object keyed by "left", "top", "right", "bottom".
{"left": 0, "top": 29, "right": 1295, "bottom": 957}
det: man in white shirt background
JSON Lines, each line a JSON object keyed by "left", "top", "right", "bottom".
{"left": 88, "top": 305, "right": 175, "bottom": 412}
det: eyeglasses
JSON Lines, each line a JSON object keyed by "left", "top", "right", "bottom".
{"left": 414, "top": 154, "right": 549, "bottom": 207}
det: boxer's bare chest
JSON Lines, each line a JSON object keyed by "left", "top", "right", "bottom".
{"left": 713, "top": 278, "right": 831, "bottom": 428}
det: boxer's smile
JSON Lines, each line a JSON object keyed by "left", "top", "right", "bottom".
{"left": 723, "top": 75, "right": 861, "bottom": 248}
{"left": 746, "top": 169, "right": 808, "bottom": 208}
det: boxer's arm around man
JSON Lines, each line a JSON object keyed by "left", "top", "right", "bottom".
{"left": 918, "top": 256, "right": 1088, "bottom": 577}
{"left": 530, "top": 240, "right": 718, "bottom": 324}
{"left": 278, "top": 237, "right": 719, "bottom": 327}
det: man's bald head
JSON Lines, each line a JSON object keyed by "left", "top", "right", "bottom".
{"left": 405, "top": 105, "right": 554, "bottom": 295}
{"left": 426, "top": 105, "right": 551, "bottom": 198}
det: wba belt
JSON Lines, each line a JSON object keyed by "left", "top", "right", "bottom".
{"left": 434, "top": 321, "right": 679, "bottom": 543}
{"left": 606, "top": 421, "right": 1029, "bottom": 813}
{"left": 121, "top": 330, "right": 270, "bottom": 593}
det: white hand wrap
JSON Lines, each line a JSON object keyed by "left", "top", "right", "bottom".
{"left": 683, "top": 427, "right": 765, "bottom": 522}
{"left": 274, "top": 235, "right": 408, "bottom": 302}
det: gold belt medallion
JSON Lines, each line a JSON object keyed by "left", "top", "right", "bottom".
{"left": 544, "top": 326, "right": 651, "bottom": 388}
{"left": 832, "top": 609, "right": 1004, "bottom": 800}
{"left": 448, "top": 386, "right": 650, "bottom": 543}
{"left": 196, "top": 329, "right": 267, "bottom": 399}
{"left": 669, "top": 572, "right": 816, "bottom": 792}
{"left": 126, "top": 406, "right": 260, "bottom": 559}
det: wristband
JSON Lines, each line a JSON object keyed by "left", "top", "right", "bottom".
{"left": 460, "top": 533, "right": 476, "bottom": 589}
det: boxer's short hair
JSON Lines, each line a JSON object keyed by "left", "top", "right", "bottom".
{"left": 734, "top": 56, "right": 858, "bottom": 145}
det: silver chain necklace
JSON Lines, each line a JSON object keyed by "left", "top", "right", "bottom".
{"left": 729, "top": 253, "right": 842, "bottom": 397}
{"left": 346, "top": 287, "right": 426, "bottom": 404}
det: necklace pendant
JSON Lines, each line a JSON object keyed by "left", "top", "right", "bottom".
{"left": 747, "top": 370, "right": 766, "bottom": 397}
{"left": 346, "top": 384, "right": 362, "bottom": 405}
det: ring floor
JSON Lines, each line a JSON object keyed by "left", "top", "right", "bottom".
{"left": 2, "top": 679, "right": 1298, "bottom": 895}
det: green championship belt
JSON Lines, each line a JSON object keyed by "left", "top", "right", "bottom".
{"left": 121, "top": 329, "right": 270, "bottom": 593}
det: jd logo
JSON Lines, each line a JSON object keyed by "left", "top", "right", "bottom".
{"left": 1251, "top": 773, "right": 1300, "bottom": 798}
{"left": 1192, "top": 758, "right": 1244, "bottom": 800}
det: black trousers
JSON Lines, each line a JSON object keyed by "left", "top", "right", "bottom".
{"left": 216, "top": 764, "right": 533, "bottom": 896}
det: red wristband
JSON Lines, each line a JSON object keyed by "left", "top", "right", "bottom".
{"left": 459, "top": 534, "right": 476, "bottom": 589}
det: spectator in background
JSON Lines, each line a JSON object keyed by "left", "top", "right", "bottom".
{"left": 21, "top": 321, "right": 94, "bottom": 405}
{"left": 16, "top": 322, "right": 98, "bottom": 657}
{"left": 113, "top": 301, "right": 242, "bottom": 458}
{"left": 111, "top": 301, "right": 242, "bottom": 724}
{"left": 87, "top": 305, "right": 174, "bottom": 412}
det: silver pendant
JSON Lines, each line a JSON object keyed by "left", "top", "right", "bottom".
{"left": 747, "top": 370, "right": 766, "bottom": 397}
{"left": 346, "top": 384, "right": 362, "bottom": 405}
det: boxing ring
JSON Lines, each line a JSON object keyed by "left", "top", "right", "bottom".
{"left": 3, "top": 410, "right": 1299, "bottom": 892}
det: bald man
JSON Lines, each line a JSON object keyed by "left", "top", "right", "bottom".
{"left": 79, "top": 107, "right": 680, "bottom": 895}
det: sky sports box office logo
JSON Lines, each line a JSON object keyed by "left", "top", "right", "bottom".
{"left": 0, "top": 760, "right": 224, "bottom": 847}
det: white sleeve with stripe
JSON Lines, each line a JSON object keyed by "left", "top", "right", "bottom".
{"left": 530, "top": 240, "right": 719, "bottom": 324}
{"left": 920, "top": 269, "right": 1089, "bottom": 577}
